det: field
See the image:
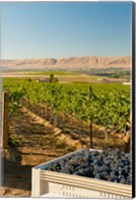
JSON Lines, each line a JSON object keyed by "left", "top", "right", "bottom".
{"left": 1, "top": 74, "right": 131, "bottom": 196}
{"left": 1, "top": 70, "right": 127, "bottom": 83}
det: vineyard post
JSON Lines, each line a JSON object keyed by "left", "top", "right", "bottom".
{"left": 89, "top": 86, "right": 93, "bottom": 149}
{"left": 46, "top": 106, "right": 48, "bottom": 120}
{"left": 90, "top": 119, "right": 93, "bottom": 148}
{"left": 2, "top": 91, "right": 9, "bottom": 149}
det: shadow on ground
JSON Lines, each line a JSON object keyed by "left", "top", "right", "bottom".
{"left": 2, "top": 146, "right": 32, "bottom": 197}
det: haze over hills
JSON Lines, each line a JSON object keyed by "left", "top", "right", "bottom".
{"left": 1, "top": 56, "right": 131, "bottom": 71}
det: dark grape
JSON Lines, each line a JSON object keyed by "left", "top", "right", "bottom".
{"left": 44, "top": 149, "right": 131, "bottom": 185}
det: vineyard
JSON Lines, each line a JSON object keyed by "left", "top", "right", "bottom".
{"left": 1, "top": 77, "right": 131, "bottom": 197}
{"left": 3, "top": 78, "right": 130, "bottom": 149}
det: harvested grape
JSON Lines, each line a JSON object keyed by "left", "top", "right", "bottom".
{"left": 44, "top": 149, "right": 131, "bottom": 185}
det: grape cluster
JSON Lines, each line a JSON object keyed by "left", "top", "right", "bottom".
{"left": 45, "top": 149, "right": 132, "bottom": 185}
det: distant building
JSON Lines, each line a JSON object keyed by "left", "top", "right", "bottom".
{"left": 36, "top": 78, "right": 50, "bottom": 83}
{"left": 122, "top": 82, "right": 131, "bottom": 85}
{"left": 97, "top": 78, "right": 110, "bottom": 83}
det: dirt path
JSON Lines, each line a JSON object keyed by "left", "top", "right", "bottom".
{"left": 0, "top": 106, "right": 125, "bottom": 197}
{"left": 1, "top": 108, "right": 76, "bottom": 197}
{"left": 22, "top": 107, "right": 83, "bottom": 149}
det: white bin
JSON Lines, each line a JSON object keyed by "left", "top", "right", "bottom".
{"left": 32, "top": 149, "right": 132, "bottom": 198}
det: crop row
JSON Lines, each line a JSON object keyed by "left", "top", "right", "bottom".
{"left": 3, "top": 79, "right": 130, "bottom": 134}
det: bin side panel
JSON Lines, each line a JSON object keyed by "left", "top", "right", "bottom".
{"left": 43, "top": 182, "right": 129, "bottom": 199}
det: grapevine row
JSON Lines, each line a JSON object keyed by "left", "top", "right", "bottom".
{"left": 3, "top": 79, "right": 130, "bottom": 134}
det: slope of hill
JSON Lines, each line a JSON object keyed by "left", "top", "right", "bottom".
{"left": 1, "top": 56, "right": 131, "bottom": 71}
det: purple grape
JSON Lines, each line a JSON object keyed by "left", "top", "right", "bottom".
{"left": 45, "top": 149, "right": 131, "bottom": 185}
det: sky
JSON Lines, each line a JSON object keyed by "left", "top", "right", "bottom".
{"left": 1, "top": 2, "right": 132, "bottom": 59}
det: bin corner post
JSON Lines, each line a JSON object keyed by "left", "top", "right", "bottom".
{"left": 1, "top": 91, "right": 9, "bottom": 149}
{"left": 32, "top": 168, "right": 41, "bottom": 197}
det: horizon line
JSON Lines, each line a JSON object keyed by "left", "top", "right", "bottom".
{"left": 1, "top": 55, "right": 131, "bottom": 60}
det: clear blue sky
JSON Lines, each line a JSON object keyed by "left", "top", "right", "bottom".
{"left": 1, "top": 2, "right": 132, "bottom": 59}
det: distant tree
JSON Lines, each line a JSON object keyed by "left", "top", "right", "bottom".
{"left": 49, "top": 74, "right": 58, "bottom": 83}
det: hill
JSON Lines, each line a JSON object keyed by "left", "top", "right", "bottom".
{"left": 1, "top": 56, "right": 131, "bottom": 71}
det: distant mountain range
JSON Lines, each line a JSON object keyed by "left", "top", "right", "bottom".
{"left": 1, "top": 56, "right": 131, "bottom": 71}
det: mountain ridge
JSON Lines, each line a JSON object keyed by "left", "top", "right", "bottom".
{"left": 1, "top": 56, "right": 131, "bottom": 71}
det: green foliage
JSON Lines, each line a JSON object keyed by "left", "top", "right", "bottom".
{"left": 8, "top": 132, "right": 18, "bottom": 147}
{"left": 3, "top": 82, "right": 26, "bottom": 115}
{"left": 3, "top": 78, "right": 130, "bottom": 134}
{"left": 49, "top": 74, "right": 59, "bottom": 83}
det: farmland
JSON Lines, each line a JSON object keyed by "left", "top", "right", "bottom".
{"left": 2, "top": 76, "right": 131, "bottom": 196}
{"left": 1, "top": 70, "right": 128, "bottom": 84}
{"left": 3, "top": 77, "right": 130, "bottom": 147}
